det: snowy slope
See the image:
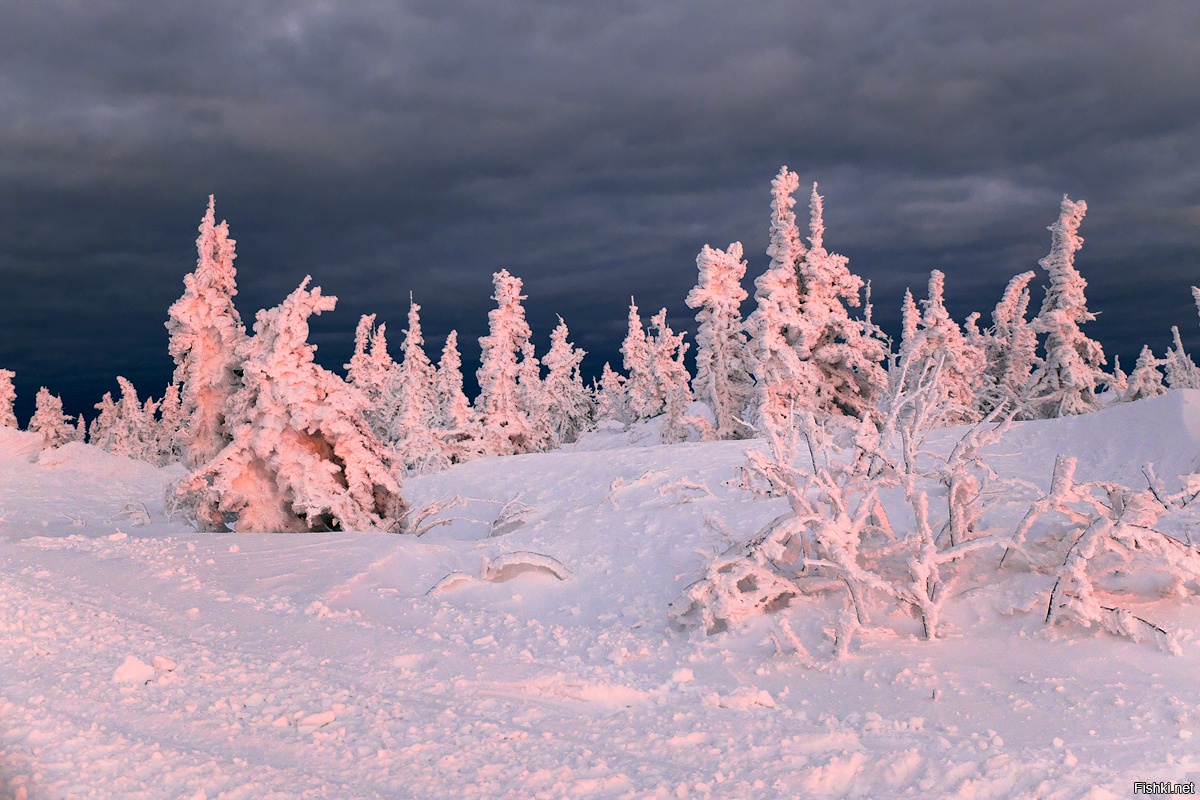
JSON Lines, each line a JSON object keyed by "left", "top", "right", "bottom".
{"left": 3, "top": 395, "right": 1200, "bottom": 798}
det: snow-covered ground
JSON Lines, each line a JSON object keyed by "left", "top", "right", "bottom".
{"left": 4, "top": 395, "right": 1200, "bottom": 799}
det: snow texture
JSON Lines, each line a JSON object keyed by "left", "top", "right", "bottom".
{"left": 6, "top": 391, "right": 1200, "bottom": 797}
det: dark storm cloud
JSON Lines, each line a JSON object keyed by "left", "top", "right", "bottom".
{"left": 2, "top": 1, "right": 1199, "bottom": 420}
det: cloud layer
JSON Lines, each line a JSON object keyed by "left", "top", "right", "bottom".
{"left": 2, "top": 1, "right": 1198, "bottom": 419}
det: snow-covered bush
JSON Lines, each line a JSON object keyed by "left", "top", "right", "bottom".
{"left": 1001, "top": 455, "right": 1200, "bottom": 654}
{"left": 175, "top": 278, "right": 408, "bottom": 533}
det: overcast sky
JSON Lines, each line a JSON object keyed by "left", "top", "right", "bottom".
{"left": 2, "top": 1, "right": 1199, "bottom": 422}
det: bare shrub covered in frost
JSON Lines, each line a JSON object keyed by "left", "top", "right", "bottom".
{"left": 676, "top": 365, "right": 1017, "bottom": 650}
{"left": 1002, "top": 455, "right": 1200, "bottom": 654}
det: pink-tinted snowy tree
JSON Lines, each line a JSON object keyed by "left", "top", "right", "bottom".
{"left": 622, "top": 299, "right": 659, "bottom": 422}
{"left": 647, "top": 309, "right": 695, "bottom": 443}
{"left": 89, "top": 377, "right": 156, "bottom": 461}
{"left": 433, "top": 330, "right": 482, "bottom": 462}
{"left": 542, "top": 316, "right": 593, "bottom": 446}
{"left": 28, "top": 387, "right": 75, "bottom": 448}
{"left": 895, "top": 271, "right": 986, "bottom": 425}
{"left": 391, "top": 298, "right": 448, "bottom": 473}
{"left": 973, "top": 271, "right": 1041, "bottom": 417}
{"left": 746, "top": 167, "right": 808, "bottom": 431}
{"left": 155, "top": 383, "right": 185, "bottom": 465}
{"left": 594, "top": 363, "right": 629, "bottom": 426}
{"left": 686, "top": 242, "right": 754, "bottom": 440}
{"left": 793, "top": 183, "right": 887, "bottom": 419}
{"left": 175, "top": 278, "right": 407, "bottom": 533}
{"left": 166, "top": 197, "right": 248, "bottom": 468}
{"left": 1123, "top": 347, "right": 1161, "bottom": 402}
{"left": 1029, "top": 196, "right": 1108, "bottom": 417}
{"left": 0, "top": 368, "right": 16, "bottom": 429}
{"left": 344, "top": 313, "right": 399, "bottom": 443}
{"left": 1162, "top": 326, "right": 1200, "bottom": 390}
{"left": 476, "top": 270, "right": 540, "bottom": 456}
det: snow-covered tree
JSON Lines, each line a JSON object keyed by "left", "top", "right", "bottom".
{"left": 1127, "top": 347, "right": 1167, "bottom": 402}
{"left": 89, "top": 392, "right": 119, "bottom": 449}
{"left": 793, "top": 184, "right": 887, "bottom": 419}
{"left": 975, "top": 271, "right": 1041, "bottom": 416}
{"left": 1029, "top": 196, "right": 1107, "bottom": 417}
{"left": 155, "top": 383, "right": 185, "bottom": 465}
{"left": 391, "top": 298, "right": 447, "bottom": 473}
{"left": 622, "top": 299, "right": 660, "bottom": 422}
{"left": 594, "top": 362, "right": 629, "bottom": 425}
{"left": 72, "top": 414, "right": 87, "bottom": 444}
{"left": 433, "top": 330, "right": 481, "bottom": 462}
{"left": 476, "top": 270, "right": 540, "bottom": 456}
{"left": 686, "top": 242, "right": 753, "bottom": 439}
{"left": 896, "top": 271, "right": 986, "bottom": 425}
{"left": 87, "top": 377, "right": 156, "bottom": 461}
{"left": 1162, "top": 326, "right": 1200, "bottom": 390}
{"left": 647, "top": 309, "right": 694, "bottom": 443}
{"left": 166, "top": 197, "right": 248, "bottom": 468}
{"left": 344, "top": 314, "right": 399, "bottom": 442}
{"left": 28, "top": 387, "right": 74, "bottom": 448}
{"left": 0, "top": 368, "right": 16, "bottom": 429}
{"left": 175, "top": 278, "right": 407, "bottom": 533}
{"left": 542, "top": 317, "right": 593, "bottom": 446}
{"left": 746, "top": 167, "right": 808, "bottom": 431}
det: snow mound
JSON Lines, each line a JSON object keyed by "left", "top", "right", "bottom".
{"left": 0, "top": 425, "right": 43, "bottom": 463}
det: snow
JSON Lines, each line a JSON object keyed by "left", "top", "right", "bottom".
{"left": 5, "top": 395, "right": 1200, "bottom": 797}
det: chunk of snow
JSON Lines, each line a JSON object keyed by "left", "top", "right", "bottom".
{"left": 112, "top": 655, "right": 156, "bottom": 685}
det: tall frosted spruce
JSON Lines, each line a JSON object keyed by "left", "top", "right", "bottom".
{"left": 165, "top": 197, "right": 247, "bottom": 468}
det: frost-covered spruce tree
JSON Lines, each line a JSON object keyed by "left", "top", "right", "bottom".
{"left": 622, "top": 299, "right": 660, "bottom": 422}
{"left": 975, "top": 271, "right": 1041, "bottom": 417}
{"left": 28, "top": 387, "right": 75, "bottom": 448}
{"left": 746, "top": 167, "right": 808, "bottom": 430}
{"left": 155, "top": 383, "right": 185, "bottom": 465}
{"left": 1126, "top": 347, "right": 1166, "bottom": 401}
{"left": 794, "top": 184, "right": 887, "bottom": 418}
{"left": 1029, "top": 196, "right": 1107, "bottom": 417}
{"left": 594, "top": 362, "right": 629, "bottom": 425}
{"left": 517, "top": 340, "right": 554, "bottom": 452}
{"left": 647, "top": 309, "right": 694, "bottom": 443}
{"left": 0, "top": 368, "right": 16, "bottom": 429}
{"left": 166, "top": 197, "right": 248, "bottom": 468}
{"left": 89, "top": 377, "right": 156, "bottom": 460}
{"left": 433, "top": 330, "right": 481, "bottom": 462}
{"left": 344, "top": 313, "right": 399, "bottom": 442}
{"left": 476, "top": 270, "right": 540, "bottom": 456}
{"left": 1162, "top": 326, "right": 1200, "bottom": 390}
{"left": 897, "top": 271, "right": 986, "bottom": 425}
{"left": 391, "top": 298, "right": 447, "bottom": 473}
{"left": 176, "top": 278, "right": 407, "bottom": 533}
{"left": 542, "top": 316, "right": 593, "bottom": 446}
{"left": 686, "top": 242, "right": 753, "bottom": 440}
